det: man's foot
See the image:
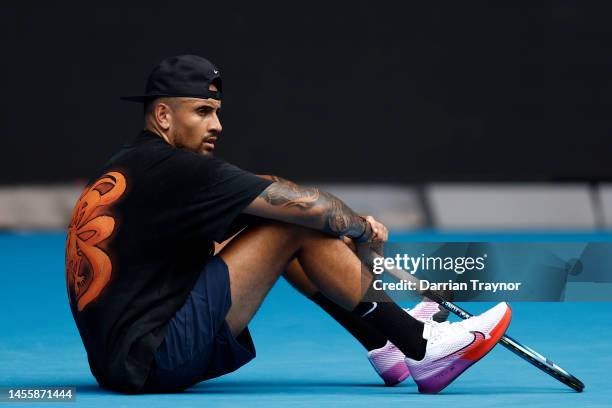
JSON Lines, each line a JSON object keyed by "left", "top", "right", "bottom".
{"left": 405, "top": 302, "right": 512, "bottom": 394}
{"left": 367, "top": 299, "right": 450, "bottom": 386}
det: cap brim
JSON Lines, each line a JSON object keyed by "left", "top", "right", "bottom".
{"left": 120, "top": 91, "right": 222, "bottom": 103}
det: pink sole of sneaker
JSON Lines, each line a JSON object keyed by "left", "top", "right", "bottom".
{"left": 382, "top": 362, "right": 411, "bottom": 386}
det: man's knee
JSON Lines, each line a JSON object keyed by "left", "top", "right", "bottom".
{"left": 222, "top": 219, "right": 336, "bottom": 262}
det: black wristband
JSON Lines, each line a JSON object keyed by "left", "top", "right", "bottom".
{"left": 352, "top": 216, "right": 372, "bottom": 243}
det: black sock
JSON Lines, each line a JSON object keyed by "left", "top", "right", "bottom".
{"left": 352, "top": 292, "right": 427, "bottom": 360}
{"left": 309, "top": 292, "right": 388, "bottom": 351}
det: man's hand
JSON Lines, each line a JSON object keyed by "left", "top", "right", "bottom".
{"left": 343, "top": 215, "right": 387, "bottom": 260}
{"left": 363, "top": 215, "right": 388, "bottom": 242}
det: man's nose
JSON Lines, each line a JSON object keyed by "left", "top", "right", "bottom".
{"left": 210, "top": 112, "right": 222, "bottom": 134}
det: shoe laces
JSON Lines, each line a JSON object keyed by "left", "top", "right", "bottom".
{"left": 423, "top": 320, "right": 467, "bottom": 345}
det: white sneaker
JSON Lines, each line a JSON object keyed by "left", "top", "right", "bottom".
{"left": 405, "top": 302, "right": 512, "bottom": 394}
{"left": 367, "top": 341, "right": 411, "bottom": 386}
{"left": 367, "top": 299, "right": 451, "bottom": 386}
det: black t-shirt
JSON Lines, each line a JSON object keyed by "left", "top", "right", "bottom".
{"left": 65, "top": 130, "right": 272, "bottom": 393}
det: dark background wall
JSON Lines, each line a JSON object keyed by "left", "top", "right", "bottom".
{"left": 1, "top": 2, "right": 610, "bottom": 184}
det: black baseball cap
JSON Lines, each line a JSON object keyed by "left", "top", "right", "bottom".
{"left": 121, "top": 54, "right": 222, "bottom": 102}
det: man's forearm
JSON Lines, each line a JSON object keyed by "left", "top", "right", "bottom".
{"left": 253, "top": 175, "right": 371, "bottom": 241}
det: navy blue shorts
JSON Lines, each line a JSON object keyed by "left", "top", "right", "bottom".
{"left": 142, "top": 256, "right": 256, "bottom": 393}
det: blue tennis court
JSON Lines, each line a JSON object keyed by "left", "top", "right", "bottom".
{"left": 1, "top": 231, "right": 611, "bottom": 408}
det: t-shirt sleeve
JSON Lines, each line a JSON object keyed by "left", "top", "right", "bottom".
{"left": 178, "top": 155, "right": 273, "bottom": 242}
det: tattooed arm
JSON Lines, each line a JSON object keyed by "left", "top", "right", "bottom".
{"left": 245, "top": 175, "right": 373, "bottom": 241}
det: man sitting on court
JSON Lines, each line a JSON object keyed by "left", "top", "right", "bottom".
{"left": 64, "top": 55, "right": 512, "bottom": 395}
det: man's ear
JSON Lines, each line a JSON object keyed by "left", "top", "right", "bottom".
{"left": 154, "top": 102, "right": 173, "bottom": 131}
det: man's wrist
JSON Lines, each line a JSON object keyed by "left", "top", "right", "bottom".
{"left": 351, "top": 216, "right": 372, "bottom": 243}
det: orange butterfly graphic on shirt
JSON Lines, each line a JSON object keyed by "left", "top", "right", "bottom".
{"left": 65, "top": 171, "right": 126, "bottom": 312}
